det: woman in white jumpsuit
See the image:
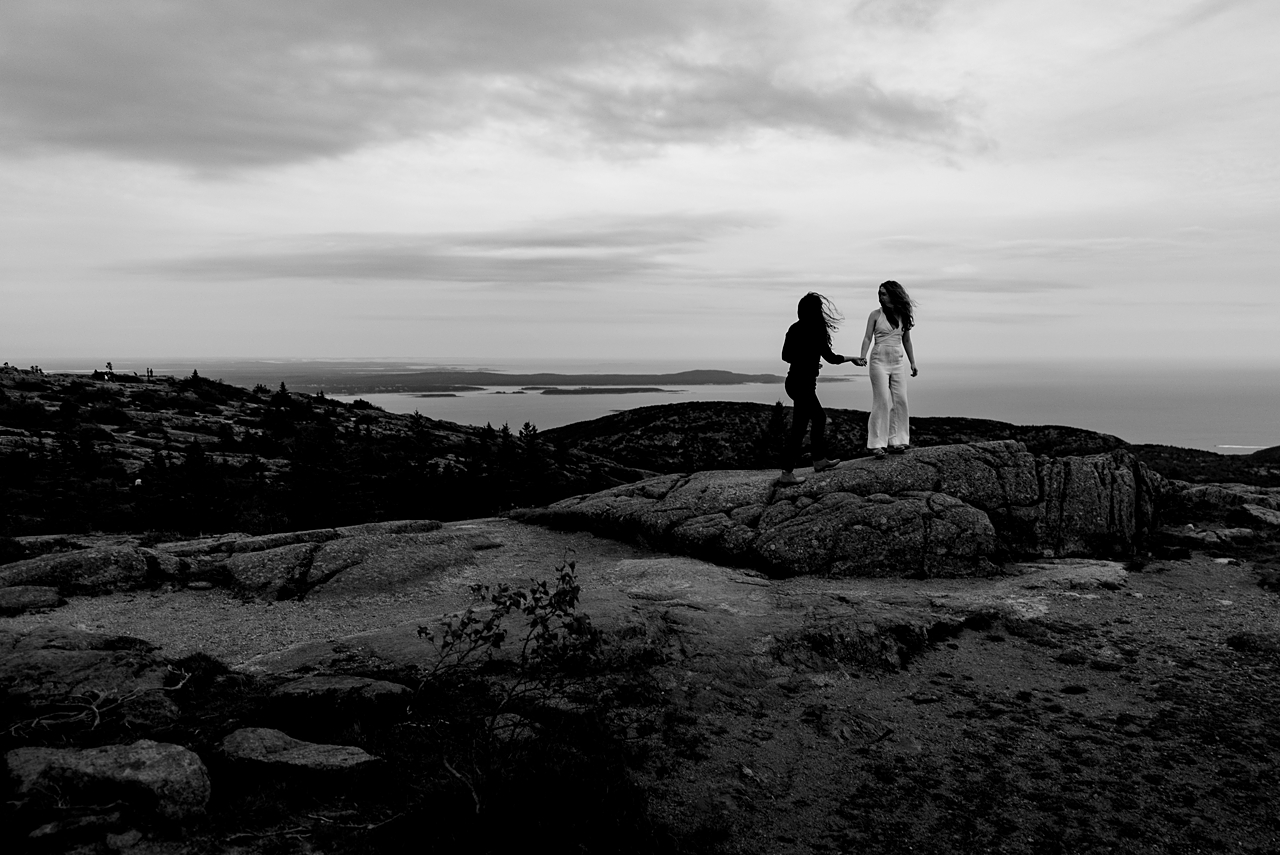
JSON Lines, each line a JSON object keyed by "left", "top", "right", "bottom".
{"left": 852, "top": 281, "right": 917, "bottom": 459}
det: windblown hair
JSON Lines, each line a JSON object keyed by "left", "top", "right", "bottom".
{"left": 797, "top": 292, "right": 842, "bottom": 348}
{"left": 879, "top": 280, "right": 916, "bottom": 331}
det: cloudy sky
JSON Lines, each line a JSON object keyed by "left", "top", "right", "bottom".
{"left": 2, "top": 0, "right": 1277, "bottom": 367}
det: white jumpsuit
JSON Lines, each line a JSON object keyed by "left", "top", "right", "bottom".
{"left": 867, "top": 309, "right": 909, "bottom": 449}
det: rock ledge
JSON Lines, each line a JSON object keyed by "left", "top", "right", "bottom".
{"left": 514, "top": 441, "right": 1160, "bottom": 577}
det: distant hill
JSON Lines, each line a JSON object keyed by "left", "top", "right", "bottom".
{"left": 542, "top": 401, "right": 1131, "bottom": 475}
{"left": 1129, "top": 443, "right": 1280, "bottom": 487}
{"left": 284, "top": 369, "right": 784, "bottom": 394}
{"left": 1251, "top": 445, "right": 1280, "bottom": 463}
{"left": 542, "top": 401, "right": 1280, "bottom": 487}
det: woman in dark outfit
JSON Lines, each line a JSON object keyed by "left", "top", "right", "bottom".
{"left": 777, "top": 292, "right": 852, "bottom": 486}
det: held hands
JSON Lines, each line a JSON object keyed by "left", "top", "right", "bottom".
{"left": 842, "top": 354, "right": 913, "bottom": 373}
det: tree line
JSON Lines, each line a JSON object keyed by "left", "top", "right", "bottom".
{"left": 0, "top": 371, "right": 622, "bottom": 538}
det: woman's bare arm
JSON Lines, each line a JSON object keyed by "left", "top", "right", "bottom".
{"left": 903, "top": 328, "right": 917, "bottom": 376}
{"left": 853, "top": 310, "right": 876, "bottom": 365}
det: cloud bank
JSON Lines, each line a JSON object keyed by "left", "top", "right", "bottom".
{"left": 0, "top": 0, "right": 976, "bottom": 169}
{"left": 126, "top": 213, "right": 760, "bottom": 285}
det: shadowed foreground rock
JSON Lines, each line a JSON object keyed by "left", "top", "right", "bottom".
{"left": 0, "top": 519, "right": 451, "bottom": 603}
{"left": 0, "top": 626, "right": 180, "bottom": 729}
{"left": 6, "top": 739, "right": 210, "bottom": 823}
{"left": 0, "top": 586, "right": 63, "bottom": 616}
{"left": 218, "top": 727, "right": 382, "bottom": 784}
{"left": 513, "top": 441, "right": 1162, "bottom": 577}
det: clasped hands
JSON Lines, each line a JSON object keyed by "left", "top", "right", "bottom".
{"left": 844, "top": 356, "right": 919, "bottom": 377}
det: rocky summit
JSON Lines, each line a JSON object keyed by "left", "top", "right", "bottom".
{"left": 4, "top": 367, "right": 1280, "bottom": 854}
{"left": 514, "top": 440, "right": 1163, "bottom": 577}
{"left": 2, "top": 474, "right": 1280, "bottom": 852}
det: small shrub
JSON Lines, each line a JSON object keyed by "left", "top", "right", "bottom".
{"left": 418, "top": 556, "right": 600, "bottom": 689}
{"left": 414, "top": 558, "right": 607, "bottom": 815}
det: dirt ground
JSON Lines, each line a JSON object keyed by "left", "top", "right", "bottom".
{"left": 5, "top": 520, "right": 1280, "bottom": 854}
{"left": 635, "top": 555, "right": 1280, "bottom": 854}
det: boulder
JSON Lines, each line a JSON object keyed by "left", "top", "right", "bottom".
{"left": 514, "top": 441, "right": 1159, "bottom": 577}
{"left": 0, "top": 521, "right": 448, "bottom": 599}
{"left": 271, "top": 674, "right": 410, "bottom": 711}
{"left": 218, "top": 727, "right": 382, "bottom": 779}
{"left": 0, "top": 627, "right": 179, "bottom": 730}
{"left": 1033, "top": 453, "right": 1149, "bottom": 556}
{"left": 229, "top": 528, "right": 342, "bottom": 554}
{"left": 225, "top": 542, "right": 320, "bottom": 599}
{"left": 1005, "top": 558, "right": 1128, "bottom": 591}
{"left": 152, "top": 533, "right": 250, "bottom": 558}
{"left": 268, "top": 675, "right": 410, "bottom": 740}
{"left": 0, "top": 546, "right": 152, "bottom": 595}
{"left": 9, "top": 534, "right": 75, "bottom": 558}
{"left": 12, "top": 533, "right": 137, "bottom": 561}
{"left": 1160, "top": 523, "right": 1261, "bottom": 548}
{"left": 754, "top": 490, "right": 999, "bottom": 577}
{"left": 335, "top": 519, "right": 444, "bottom": 537}
{"left": 6, "top": 739, "right": 210, "bottom": 823}
{"left": 1237, "top": 504, "right": 1280, "bottom": 528}
{"left": 0, "top": 585, "right": 65, "bottom": 616}
{"left": 139, "top": 547, "right": 187, "bottom": 582}
{"left": 1169, "top": 483, "right": 1280, "bottom": 515}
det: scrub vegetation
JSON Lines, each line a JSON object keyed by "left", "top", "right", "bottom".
{"left": 3, "top": 365, "right": 1277, "bottom": 541}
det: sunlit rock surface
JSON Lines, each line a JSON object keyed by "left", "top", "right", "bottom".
{"left": 513, "top": 441, "right": 1162, "bottom": 577}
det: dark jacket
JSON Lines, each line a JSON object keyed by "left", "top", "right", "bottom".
{"left": 782, "top": 320, "right": 841, "bottom": 380}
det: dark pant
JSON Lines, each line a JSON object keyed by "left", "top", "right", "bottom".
{"left": 784, "top": 374, "right": 826, "bottom": 470}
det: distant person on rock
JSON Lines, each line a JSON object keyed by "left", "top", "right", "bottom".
{"left": 777, "top": 292, "right": 853, "bottom": 486}
{"left": 851, "top": 280, "right": 917, "bottom": 459}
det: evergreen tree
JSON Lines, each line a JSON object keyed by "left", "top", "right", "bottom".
{"left": 519, "top": 421, "right": 540, "bottom": 456}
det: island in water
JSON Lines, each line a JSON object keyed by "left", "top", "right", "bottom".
{"left": 284, "top": 368, "right": 782, "bottom": 395}
{"left": 541, "top": 387, "right": 667, "bottom": 395}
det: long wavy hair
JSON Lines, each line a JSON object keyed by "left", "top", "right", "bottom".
{"left": 879, "top": 280, "right": 916, "bottom": 331}
{"left": 797, "top": 292, "right": 842, "bottom": 348}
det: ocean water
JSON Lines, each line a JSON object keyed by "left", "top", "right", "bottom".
{"left": 333, "top": 382, "right": 796, "bottom": 433}
{"left": 331, "top": 361, "right": 1280, "bottom": 454}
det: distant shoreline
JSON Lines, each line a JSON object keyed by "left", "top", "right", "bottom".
{"left": 295, "top": 369, "right": 782, "bottom": 395}
{"left": 541, "top": 387, "right": 667, "bottom": 395}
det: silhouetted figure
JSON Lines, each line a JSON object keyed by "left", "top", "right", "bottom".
{"left": 852, "top": 280, "right": 918, "bottom": 459}
{"left": 778, "top": 292, "right": 852, "bottom": 485}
